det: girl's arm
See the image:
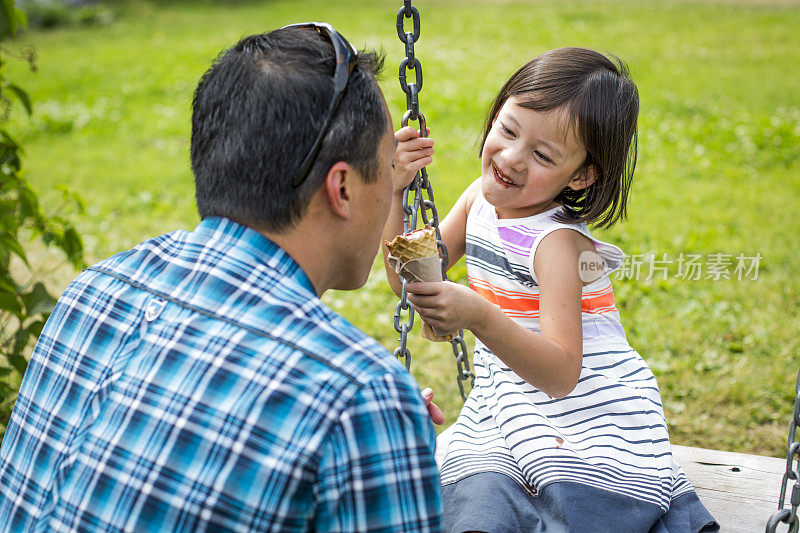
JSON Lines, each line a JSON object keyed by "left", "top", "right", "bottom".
{"left": 406, "top": 228, "right": 585, "bottom": 398}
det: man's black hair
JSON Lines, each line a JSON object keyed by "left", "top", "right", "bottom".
{"left": 191, "top": 27, "right": 387, "bottom": 232}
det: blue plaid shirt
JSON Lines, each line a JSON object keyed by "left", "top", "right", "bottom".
{"left": 0, "top": 217, "right": 441, "bottom": 532}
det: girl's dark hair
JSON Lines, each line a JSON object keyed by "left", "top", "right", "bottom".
{"left": 481, "top": 47, "right": 639, "bottom": 229}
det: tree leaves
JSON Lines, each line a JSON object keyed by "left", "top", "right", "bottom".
{"left": 0, "top": 0, "right": 84, "bottom": 440}
{"left": 0, "top": 231, "right": 28, "bottom": 266}
{"left": 0, "top": 289, "right": 21, "bottom": 316}
{"left": 0, "top": 0, "right": 26, "bottom": 39}
{"left": 21, "top": 282, "right": 55, "bottom": 317}
{"left": 5, "top": 83, "right": 32, "bottom": 116}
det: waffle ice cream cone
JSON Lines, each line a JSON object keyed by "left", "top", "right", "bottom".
{"left": 384, "top": 226, "right": 438, "bottom": 264}
{"left": 384, "top": 225, "right": 455, "bottom": 342}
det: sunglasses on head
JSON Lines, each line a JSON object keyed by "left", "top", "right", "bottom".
{"left": 281, "top": 22, "right": 358, "bottom": 188}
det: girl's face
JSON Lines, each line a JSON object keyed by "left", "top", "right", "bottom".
{"left": 481, "top": 97, "right": 592, "bottom": 219}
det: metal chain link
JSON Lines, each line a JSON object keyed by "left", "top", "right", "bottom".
{"left": 393, "top": 0, "right": 475, "bottom": 400}
{"left": 767, "top": 367, "right": 800, "bottom": 533}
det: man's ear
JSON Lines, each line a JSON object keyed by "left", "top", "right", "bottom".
{"left": 323, "top": 161, "right": 354, "bottom": 219}
{"left": 567, "top": 164, "right": 597, "bottom": 192}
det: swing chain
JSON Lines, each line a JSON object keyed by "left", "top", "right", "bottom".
{"left": 397, "top": 2, "right": 423, "bottom": 122}
{"left": 393, "top": 0, "right": 475, "bottom": 399}
{"left": 767, "top": 367, "right": 800, "bottom": 533}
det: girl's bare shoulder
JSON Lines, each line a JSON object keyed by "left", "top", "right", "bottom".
{"left": 460, "top": 178, "right": 482, "bottom": 216}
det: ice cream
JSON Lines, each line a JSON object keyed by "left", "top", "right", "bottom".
{"left": 384, "top": 225, "right": 455, "bottom": 342}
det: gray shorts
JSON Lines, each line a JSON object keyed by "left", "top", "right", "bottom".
{"left": 441, "top": 472, "right": 719, "bottom": 533}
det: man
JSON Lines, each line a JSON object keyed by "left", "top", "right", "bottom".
{"left": 0, "top": 24, "right": 442, "bottom": 532}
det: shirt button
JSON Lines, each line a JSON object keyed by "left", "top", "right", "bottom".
{"left": 145, "top": 298, "right": 166, "bottom": 322}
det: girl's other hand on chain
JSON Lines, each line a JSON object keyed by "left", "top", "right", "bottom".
{"left": 392, "top": 126, "right": 433, "bottom": 193}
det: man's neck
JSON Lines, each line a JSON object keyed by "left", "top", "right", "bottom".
{"left": 260, "top": 217, "right": 339, "bottom": 298}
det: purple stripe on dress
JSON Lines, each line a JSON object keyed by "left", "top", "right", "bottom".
{"left": 498, "top": 226, "right": 539, "bottom": 250}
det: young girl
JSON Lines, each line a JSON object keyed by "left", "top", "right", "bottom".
{"left": 382, "top": 48, "right": 718, "bottom": 532}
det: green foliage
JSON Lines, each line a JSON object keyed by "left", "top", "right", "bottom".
{"left": 0, "top": 1, "right": 26, "bottom": 37}
{"left": 19, "top": 1, "right": 112, "bottom": 30}
{"left": 0, "top": 0, "right": 85, "bottom": 437}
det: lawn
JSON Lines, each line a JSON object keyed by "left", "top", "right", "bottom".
{"left": 4, "top": 0, "right": 800, "bottom": 457}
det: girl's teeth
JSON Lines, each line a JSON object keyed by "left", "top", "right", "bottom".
{"left": 493, "top": 163, "right": 516, "bottom": 186}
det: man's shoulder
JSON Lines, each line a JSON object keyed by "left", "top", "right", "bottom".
{"left": 49, "top": 263, "right": 422, "bottom": 441}
{"left": 61, "top": 220, "right": 413, "bottom": 398}
{"left": 78, "top": 227, "right": 408, "bottom": 390}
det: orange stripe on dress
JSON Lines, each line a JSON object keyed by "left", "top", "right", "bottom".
{"left": 468, "top": 276, "right": 540, "bottom": 315}
{"left": 582, "top": 283, "right": 614, "bottom": 298}
{"left": 581, "top": 286, "right": 618, "bottom": 314}
{"left": 468, "top": 276, "right": 537, "bottom": 299}
{"left": 469, "top": 276, "right": 617, "bottom": 316}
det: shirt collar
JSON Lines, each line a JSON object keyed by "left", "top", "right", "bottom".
{"left": 193, "top": 217, "right": 317, "bottom": 296}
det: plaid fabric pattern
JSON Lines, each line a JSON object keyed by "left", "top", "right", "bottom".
{"left": 0, "top": 217, "right": 441, "bottom": 532}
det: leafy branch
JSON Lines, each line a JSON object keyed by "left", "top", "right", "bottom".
{"left": 0, "top": 0, "right": 86, "bottom": 435}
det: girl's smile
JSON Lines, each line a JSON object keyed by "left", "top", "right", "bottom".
{"left": 491, "top": 161, "right": 520, "bottom": 188}
{"left": 480, "top": 98, "right": 592, "bottom": 219}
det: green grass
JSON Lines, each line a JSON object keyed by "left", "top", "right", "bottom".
{"left": 4, "top": 0, "right": 800, "bottom": 456}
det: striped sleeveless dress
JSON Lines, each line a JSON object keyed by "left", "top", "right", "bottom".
{"left": 438, "top": 194, "right": 715, "bottom": 531}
